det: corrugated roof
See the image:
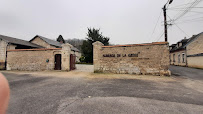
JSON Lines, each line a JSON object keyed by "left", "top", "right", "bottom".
{"left": 34, "top": 35, "right": 62, "bottom": 48}
{"left": 0, "top": 34, "right": 42, "bottom": 48}
{"left": 30, "top": 35, "right": 80, "bottom": 52}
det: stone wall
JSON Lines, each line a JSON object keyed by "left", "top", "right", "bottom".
{"left": 7, "top": 49, "right": 56, "bottom": 71}
{"left": 74, "top": 51, "right": 81, "bottom": 62}
{"left": 0, "top": 40, "right": 7, "bottom": 69}
{"left": 30, "top": 37, "right": 56, "bottom": 48}
{"left": 7, "top": 44, "right": 16, "bottom": 50}
{"left": 93, "top": 41, "right": 170, "bottom": 76}
{"left": 7, "top": 44, "right": 72, "bottom": 71}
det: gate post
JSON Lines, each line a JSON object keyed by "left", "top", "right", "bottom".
{"left": 61, "top": 43, "right": 72, "bottom": 71}
{"left": 93, "top": 41, "right": 104, "bottom": 72}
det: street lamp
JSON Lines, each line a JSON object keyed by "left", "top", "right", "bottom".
{"left": 163, "top": 0, "right": 174, "bottom": 42}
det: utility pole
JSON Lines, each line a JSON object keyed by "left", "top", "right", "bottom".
{"left": 163, "top": 0, "right": 173, "bottom": 42}
{"left": 163, "top": 5, "right": 167, "bottom": 42}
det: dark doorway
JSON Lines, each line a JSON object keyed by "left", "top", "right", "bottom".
{"left": 70, "top": 54, "right": 76, "bottom": 70}
{"left": 55, "top": 54, "right": 61, "bottom": 70}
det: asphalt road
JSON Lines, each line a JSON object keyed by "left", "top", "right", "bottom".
{"left": 2, "top": 66, "right": 203, "bottom": 114}
{"left": 170, "top": 65, "right": 203, "bottom": 80}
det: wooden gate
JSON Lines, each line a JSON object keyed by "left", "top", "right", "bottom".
{"left": 54, "top": 54, "right": 61, "bottom": 70}
{"left": 70, "top": 54, "right": 76, "bottom": 70}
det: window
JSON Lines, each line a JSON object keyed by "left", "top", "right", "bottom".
{"left": 169, "top": 55, "right": 171, "bottom": 62}
{"left": 173, "top": 54, "right": 175, "bottom": 62}
{"left": 182, "top": 53, "right": 185, "bottom": 63}
{"left": 178, "top": 54, "right": 180, "bottom": 63}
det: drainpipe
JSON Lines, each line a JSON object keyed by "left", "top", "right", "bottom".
{"left": 5, "top": 43, "right": 9, "bottom": 70}
{"left": 185, "top": 48, "right": 188, "bottom": 67}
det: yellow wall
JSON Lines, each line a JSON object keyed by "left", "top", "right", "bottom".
{"left": 187, "top": 34, "right": 203, "bottom": 55}
{"left": 186, "top": 33, "right": 203, "bottom": 68}
{"left": 187, "top": 56, "right": 203, "bottom": 69}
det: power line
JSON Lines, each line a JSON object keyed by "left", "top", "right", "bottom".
{"left": 167, "top": 15, "right": 189, "bottom": 37}
{"left": 175, "top": 20, "right": 203, "bottom": 24}
{"left": 176, "top": 17, "right": 203, "bottom": 22}
{"left": 168, "top": 9, "right": 203, "bottom": 13}
{"left": 150, "top": 10, "right": 162, "bottom": 41}
{"left": 173, "top": 23, "right": 190, "bottom": 37}
{"left": 168, "top": 2, "right": 195, "bottom": 9}
{"left": 168, "top": 7, "right": 203, "bottom": 9}
{"left": 156, "top": 31, "right": 165, "bottom": 42}
{"left": 156, "top": 26, "right": 170, "bottom": 42}
{"left": 173, "top": 0, "right": 203, "bottom": 22}
{"left": 178, "top": 13, "right": 203, "bottom": 19}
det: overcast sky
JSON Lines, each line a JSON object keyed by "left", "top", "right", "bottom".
{"left": 0, "top": 0, "right": 202, "bottom": 45}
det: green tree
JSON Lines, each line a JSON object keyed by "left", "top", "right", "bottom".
{"left": 81, "top": 28, "right": 110, "bottom": 63}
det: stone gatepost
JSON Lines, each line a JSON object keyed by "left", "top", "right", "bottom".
{"left": 93, "top": 41, "right": 104, "bottom": 72}
{"left": 61, "top": 43, "right": 72, "bottom": 71}
{"left": 0, "top": 40, "right": 8, "bottom": 70}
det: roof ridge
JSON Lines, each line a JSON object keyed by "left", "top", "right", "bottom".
{"left": 170, "top": 32, "right": 203, "bottom": 52}
{"left": 0, "top": 34, "right": 42, "bottom": 48}
{"left": 0, "top": 34, "right": 29, "bottom": 42}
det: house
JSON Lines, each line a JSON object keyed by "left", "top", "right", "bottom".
{"left": 1, "top": 34, "right": 81, "bottom": 71}
{"left": 170, "top": 32, "right": 203, "bottom": 68}
{"left": 6, "top": 35, "right": 79, "bottom": 71}
{"left": 0, "top": 35, "right": 42, "bottom": 70}
{"left": 30, "top": 35, "right": 81, "bottom": 62}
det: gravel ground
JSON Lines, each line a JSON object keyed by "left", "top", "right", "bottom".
{"left": 1, "top": 65, "right": 203, "bottom": 114}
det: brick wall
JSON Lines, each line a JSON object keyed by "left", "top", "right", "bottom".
{"left": 93, "top": 41, "right": 170, "bottom": 76}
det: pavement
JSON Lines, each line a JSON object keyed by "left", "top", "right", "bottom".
{"left": 1, "top": 65, "right": 203, "bottom": 114}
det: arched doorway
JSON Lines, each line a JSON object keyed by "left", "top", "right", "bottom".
{"left": 54, "top": 54, "right": 61, "bottom": 70}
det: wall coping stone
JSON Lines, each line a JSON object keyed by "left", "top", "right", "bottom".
{"left": 102, "top": 42, "right": 168, "bottom": 48}
{"left": 7, "top": 48, "right": 62, "bottom": 52}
